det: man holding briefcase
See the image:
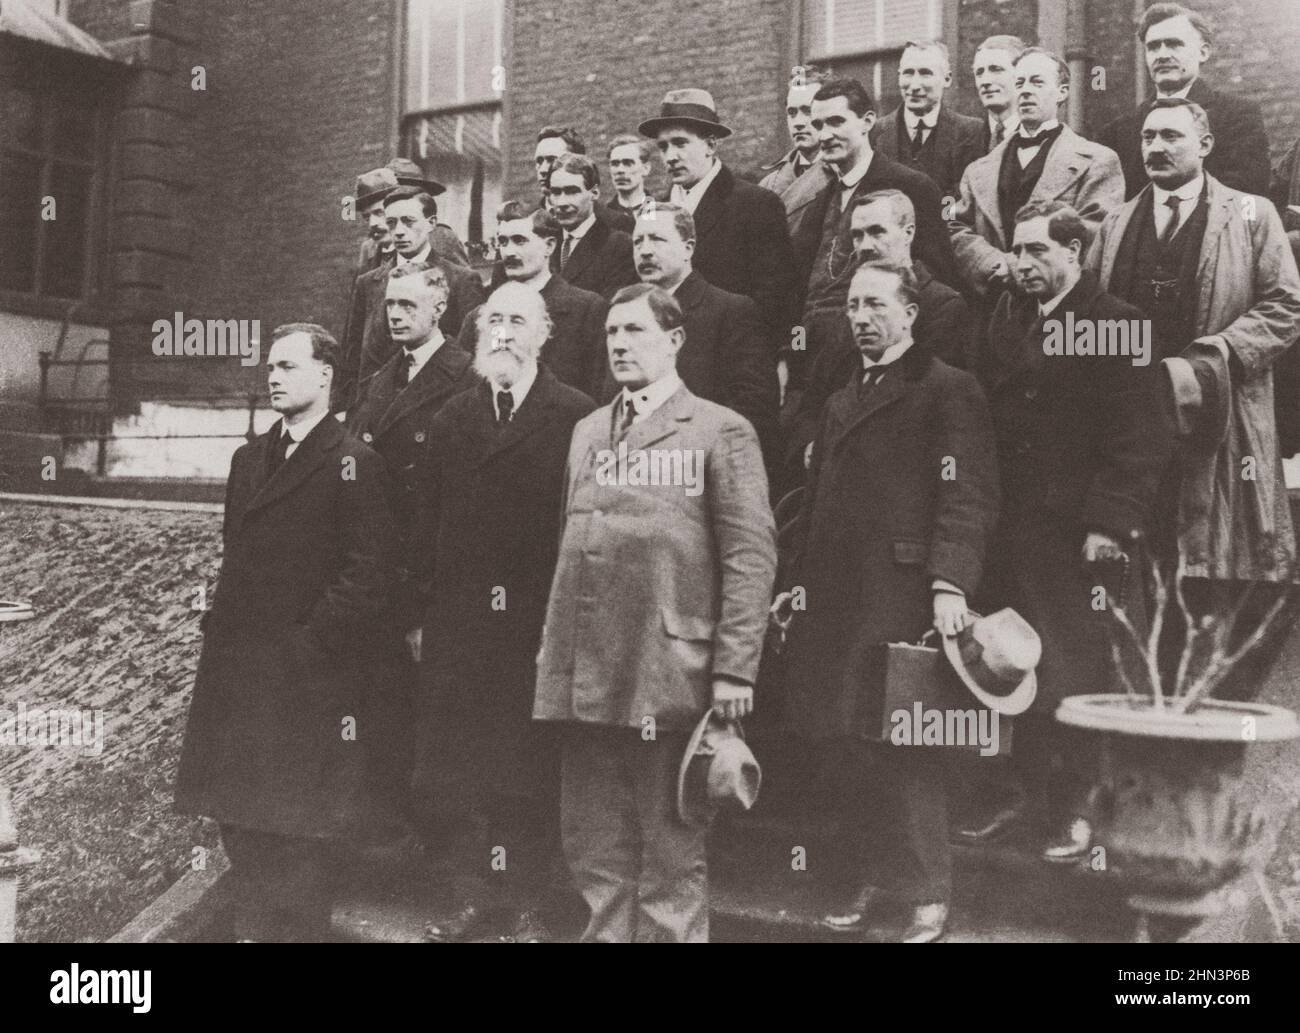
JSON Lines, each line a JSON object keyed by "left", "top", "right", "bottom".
{"left": 774, "top": 261, "right": 1000, "bottom": 943}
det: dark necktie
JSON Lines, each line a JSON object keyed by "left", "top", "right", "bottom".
{"left": 1015, "top": 129, "right": 1053, "bottom": 149}
{"left": 267, "top": 429, "right": 291, "bottom": 477}
{"left": 992, "top": 121, "right": 1005, "bottom": 150}
{"left": 396, "top": 350, "right": 417, "bottom": 388}
{"left": 496, "top": 389, "right": 514, "bottom": 426}
{"left": 561, "top": 234, "right": 575, "bottom": 269}
{"left": 1159, "top": 195, "right": 1183, "bottom": 246}
{"left": 619, "top": 396, "right": 638, "bottom": 436}
{"left": 860, "top": 365, "right": 888, "bottom": 394}
{"left": 910, "top": 121, "right": 926, "bottom": 157}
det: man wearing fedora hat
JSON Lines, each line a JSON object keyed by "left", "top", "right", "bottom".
{"left": 774, "top": 262, "right": 999, "bottom": 943}
{"left": 640, "top": 88, "right": 797, "bottom": 404}
{"left": 978, "top": 200, "right": 1170, "bottom": 859}
{"left": 1086, "top": 97, "right": 1300, "bottom": 696}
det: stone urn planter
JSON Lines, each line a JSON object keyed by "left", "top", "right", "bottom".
{"left": 1055, "top": 565, "right": 1300, "bottom": 942}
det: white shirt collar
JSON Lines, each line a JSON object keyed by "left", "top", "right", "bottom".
{"left": 566, "top": 213, "right": 597, "bottom": 242}
{"left": 838, "top": 149, "right": 874, "bottom": 190}
{"left": 492, "top": 361, "right": 539, "bottom": 420}
{"left": 402, "top": 328, "right": 445, "bottom": 380}
{"left": 397, "top": 241, "right": 432, "bottom": 266}
{"left": 1158, "top": 81, "right": 1195, "bottom": 100}
{"left": 989, "top": 112, "right": 1019, "bottom": 137}
{"left": 903, "top": 106, "right": 940, "bottom": 131}
{"left": 1153, "top": 173, "right": 1204, "bottom": 207}
{"left": 669, "top": 159, "right": 723, "bottom": 214}
{"left": 1019, "top": 118, "right": 1059, "bottom": 139}
{"left": 861, "top": 337, "right": 913, "bottom": 370}
{"left": 620, "top": 370, "right": 683, "bottom": 422}
{"left": 282, "top": 408, "right": 329, "bottom": 444}
{"left": 1037, "top": 277, "right": 1078, "bottom": 318}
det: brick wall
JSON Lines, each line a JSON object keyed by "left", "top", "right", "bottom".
{"left": 505, "top": 0, "right": 789, "bottom": 200}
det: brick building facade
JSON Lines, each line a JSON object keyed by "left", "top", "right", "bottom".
{"left": 2, "top": 0, "right": 1297, "bottom": 419}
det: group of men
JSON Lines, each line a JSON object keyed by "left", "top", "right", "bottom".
{"left": 174, "top": 2, "right": 1300, "bottom": 944}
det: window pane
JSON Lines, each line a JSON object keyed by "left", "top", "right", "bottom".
{"left": 51, "top": 92, "right": 96, "bottom": 161}
{"left": 0, "top": 152, "right": 41, "bottom": 292}
{"left": 406, "top": 0, "right": 502, "bottom": 110}
{"left": 805, "top": 0, "right": 936, "bottom": 57}
{"left": 404, "top": 108, "right": 502, "bottom": 245}
{"left": 45, "top": 162, "right": 90, "bottom": 298}
{"left": 1, "top": 84, "right": 43, "bottom": 151}
{"left": 461, "top": 0, "right": 500, "bottom": 102}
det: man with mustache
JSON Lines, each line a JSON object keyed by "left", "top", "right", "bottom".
{"left": 457, "top": 200, "right": 610, "bottom": 398}
{"left": 547, "top": 154, "right": 637, "bottom": 298}
{"left": 624, "top": 202, "right": 778, "bottom": 456}
{"left": 947, "top": 48, "right": 1124, "bottom": 298}
{"left": 759, "top": 68, "right": 828, "bottom": 208}
{"left": 870, "top": 39, "right": 985, "bottom": 202}
{"left": 606, "top": 134, "right": 655, "bottom": 222}
{"left": 1098, "top": 3, "right": 1270, "bottom": 200}
{"left": 412, "top": 282, "right": 596, "bottom": 944}
{"left": 1087, "top": 98, "right": 1300, "bottom": 696}
{"left": 972, "top": 35, "right": 1026, "bottom": 154}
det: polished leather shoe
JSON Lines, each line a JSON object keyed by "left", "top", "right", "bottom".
{"left": 820, "top": 885, "right": 886, "bottom": 934}
{"left": 954, "top": 803, "right": 1024, "bottom": 843}
{"left": 901, "top": 903, "right": 948, "bottom": 943}
{"left": 1041, "top": 817, "right": 1092, "bottom": 864}
{"left": 423, "top": 902, "right": 483, "bottom": 943}
{"left": 506, "top": 909, "right": 554, "bottom": 943}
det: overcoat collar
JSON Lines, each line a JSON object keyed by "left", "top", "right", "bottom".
{"left": 824, "top": 338, "right": 933, "bottom": 454}
{"left": 469, "top": 364, "right": 569, "bottom": 465}
{"left": 243, "top": 411, "right": 344, "bottom": 517}
{"left": 371, "top": 341, "right": 472, "bottom": 438}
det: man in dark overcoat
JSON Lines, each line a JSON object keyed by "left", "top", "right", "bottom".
{"left": 547, "top": 154, "right": 638, "bottom": 299}
{"left": 346, "top": 263, "right": 476, "bottom": 838}
{"left": 411, "top": 282, "right": 595, "bottom": 944}
{"left": 175, "top": 323, "right": 396, "bottom": 941}
{"left": 775, "top": 263, "right": 999, "bottom": 943}
{"left": 980, "top": 201, "right": 1170, "bottom": 860}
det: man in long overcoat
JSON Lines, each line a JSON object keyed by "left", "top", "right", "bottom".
{"left": 534, "top": 283, "right": 776, "bottom": 942}
{"left": 175, "top": 323, "right": 396, "bottom": 941}
{"left": 1086, "top": 99, "right": 1300, "bottom": 695}
{"left": 411, "top": 283, "right": 595, "bottom": 943}
{"left": 775, "top": 263, "right": 999, "bottom": 943}
{"left": 981, "top": 202, "right": 1171, "bottom": 861}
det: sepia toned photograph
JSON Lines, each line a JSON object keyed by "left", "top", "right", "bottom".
{"left": 2, "top": 0, "right": 1300, "bottom": 977}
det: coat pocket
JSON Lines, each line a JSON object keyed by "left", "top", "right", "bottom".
{"left": 660, "top": 607, "right": 714, "bottom": 641}
{"left": 892, "top": 539, "right": 929, "bottom": 565}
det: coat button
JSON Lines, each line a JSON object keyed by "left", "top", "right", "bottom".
{"left": 1024, "top": 386, "right": 1038, "bottom": 400}
{"left": 361, "top": 432, "right": 373, "bottom": 443}
{"left": 415, "top": 431, "right": 426, "bottom": 443}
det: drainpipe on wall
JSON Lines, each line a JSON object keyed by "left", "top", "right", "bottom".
{"left": 1065, "top": 0, "right": 1089, "bottom": 130}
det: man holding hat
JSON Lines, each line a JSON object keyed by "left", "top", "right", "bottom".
{"left": 534, "top": 283, "right": 776, "bottom": 942}
{"left": 773, "top": 262, "right": 999, "bottom": 943}
{"left": 640, "top": 88, "right": 798, "bottom": 402}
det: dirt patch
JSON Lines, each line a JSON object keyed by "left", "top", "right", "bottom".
{"left": 0, "top": 502, "right": 222, "bottom": 942}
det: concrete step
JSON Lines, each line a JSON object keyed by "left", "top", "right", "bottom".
{"left": 328, "top": 827, "right": 1136, "bottom": 944}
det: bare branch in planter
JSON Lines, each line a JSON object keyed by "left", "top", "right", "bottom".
{"left": 1107, "top": 593, "right": 1164, "bottom": 707}
{"left": 1108, "top": 632, "right": 1144, "bottom": 699}
{"left": 1176, "top": 588, "right": 1292, "bottom": 713}
{"left": 1172, "top": 557, "right": 1198, "bottom": 703}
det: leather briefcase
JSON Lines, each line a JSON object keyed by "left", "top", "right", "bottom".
{"left": 857, "top": 633, "right": 1013, "bottom": 755}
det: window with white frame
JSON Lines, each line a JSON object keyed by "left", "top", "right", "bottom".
{"left": 802, "top": 0, "right": 944, "bottom": 110}
{"left": 402, "top": 0, "right": 504, "bottom": 259}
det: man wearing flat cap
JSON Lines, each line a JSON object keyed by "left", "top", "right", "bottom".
{"left": 640, "top": 88, "right": 798, "bottom": 407}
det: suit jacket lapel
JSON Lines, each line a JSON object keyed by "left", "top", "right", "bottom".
{"left": 969, "top": 150, "right": 1006, "bottom": 246}
{"left": 623, "top": 383, "right": 692, "bottom": 452}
{"left": 1033, "top": 126, "right": 1089, "bottom": 204}
{"left": 483, "top": 366, "right": 562, "bottom": 463}
{"left": 244, "top": 415, "right": 341, "bottom": 516}
{"left": 692, "top": 165, "right": 730, "bottom": 241}
{"left": 376, "top": 344, "right": 469, "bottom": 437}
{"left": 826, "top": 374, "right": 905, "bottom": 455}
{"left": 560, "top": 219, "right": 605, "bottom": 286}
{"left": 1196, "top": 177, "right": 1234, "bottom": 282}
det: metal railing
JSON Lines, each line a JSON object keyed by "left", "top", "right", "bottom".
{"left": 38, "top": 352, "right": 265, "bottom": 477}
